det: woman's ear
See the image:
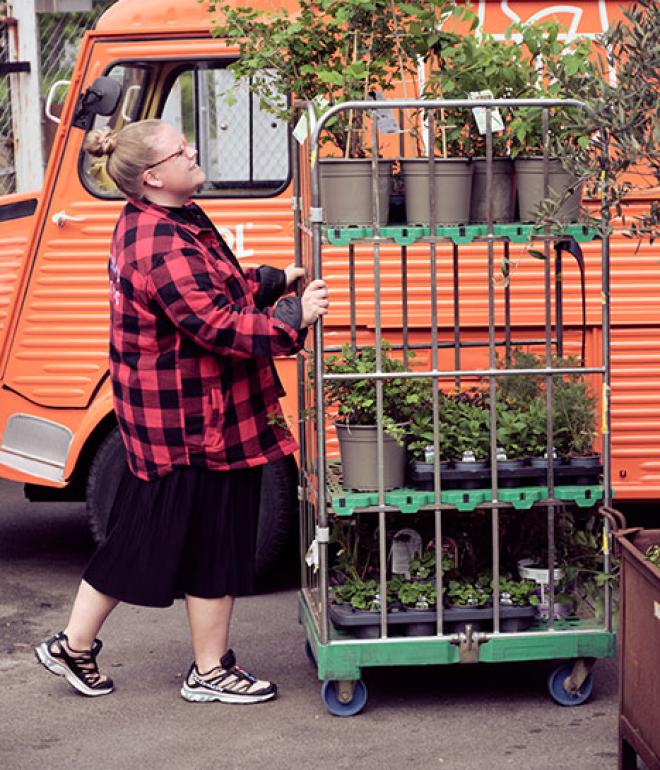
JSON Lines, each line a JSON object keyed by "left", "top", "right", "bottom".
{"left": 143, "top": 169, "right": 164, "bottom": 189}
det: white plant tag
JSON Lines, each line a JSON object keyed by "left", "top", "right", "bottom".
{"left": 293, "top": 96, "right": 330, "bottom": 144}
{"left": 370, "top": 92, "right": 401, "bottom": 135}
{"left": 469, "top": 89, "right": 504, "bottom": 135}
{"left": 390, "top": 528, "right": 423, "bottom": 577}
{"left": 305, "top": 538, "right": 319, "bottom": 571}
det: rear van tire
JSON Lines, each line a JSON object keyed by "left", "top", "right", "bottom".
{"left": 85, "top": 427, "right": 297, "bottom": 578}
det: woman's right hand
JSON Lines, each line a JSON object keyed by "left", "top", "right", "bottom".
{"left": 301, "top": 279, "right": 329, "bottom": 327}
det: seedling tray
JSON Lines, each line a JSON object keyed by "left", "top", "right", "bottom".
{"left": 329, "top": 603, "right": 537, "bottom": 637}
{"left": 330, "top": 484, "right": 606, "bottom": 516}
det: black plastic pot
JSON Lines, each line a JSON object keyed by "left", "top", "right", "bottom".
{"left": 452, "top": 460, "right": 490, "bottom": 490}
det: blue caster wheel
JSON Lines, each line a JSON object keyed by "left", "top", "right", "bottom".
{"left": 548, "top": 662, "right": 594, "bottom": 706}
{"left": 304, "top": 640, "right": 316, "bottom": 666}
{"left": 321, "top": 680, "right": 368, "bottom": 717}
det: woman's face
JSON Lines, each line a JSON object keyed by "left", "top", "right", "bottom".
{"left": 143, "top": 123, "right": 207, "bottom": 198}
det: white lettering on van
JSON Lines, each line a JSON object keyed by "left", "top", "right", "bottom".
{"left": 216, "top": 223, "right": 255, "bottom": 259}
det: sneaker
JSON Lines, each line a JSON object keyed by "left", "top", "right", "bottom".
{"left": 34, "top": 631, "right": 114, "bottom": 697}
{"left": 180, "top": 649, "right": 277, "bottom": 704}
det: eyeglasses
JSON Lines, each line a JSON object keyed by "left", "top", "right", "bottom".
{"left": 146, "top": 142, "right": 194, "bottom": 171}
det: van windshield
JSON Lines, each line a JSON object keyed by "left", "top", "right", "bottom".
{"left": 80, "top": 61, "right": 290, "bottom": 199}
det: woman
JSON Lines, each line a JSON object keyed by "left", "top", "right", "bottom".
{"left": 34, "top": 119, "right": 329, "bottom": 704}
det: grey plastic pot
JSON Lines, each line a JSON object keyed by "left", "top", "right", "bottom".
{"left": 319, "top": 158, "right": 392, "bottom": 226}
{"left": 335, "top": 422, "right": 407, "bottom": 491}
{"left": 401, "top": 158, "right": 473, "bottom": 226}
{"left": 470, "top": 157, "right": 515, "bottom": 224}
{"left": 514, "top": 157, "right": 582, "bottom": 223}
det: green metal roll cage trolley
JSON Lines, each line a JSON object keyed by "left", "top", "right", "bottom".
{"left": 293, "top": 97, "right": 616, "bottom": 716}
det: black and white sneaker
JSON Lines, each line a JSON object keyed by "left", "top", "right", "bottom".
{"left": 35, "top": 631, "right": 114, "bottom": 697}
{"left": 180, "top": 649, "right": 277, "bottom": 704}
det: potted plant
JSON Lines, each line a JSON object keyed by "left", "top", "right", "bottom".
{"left": 536, "top": 1, "right": 659, "bottom": 243}
{"left": 398, "top": 5, "right": 478, "bottom": 226}
{"left": 211, "top": 0, "right": 458, "bottom": 226}
{"left": 323, "top": 342, "right": 430, "bottom": 491}
{"left": 427, "top": 28, "right": 527, "bottom": 224}
{"left": 406, "top": 388, "right": 491, "bottom": 490}
{"left": 333, "top": 577, "right": 382, "bottom": 612}
{"left": 507, "top": 21, "right": 595, "bottom": 224}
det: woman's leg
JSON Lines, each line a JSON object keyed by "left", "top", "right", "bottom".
{"left": 184, "top": 594, "right": 234, "bottom": 673}
{"left": 64, "top": 579, "right": 120, "bottom": 650}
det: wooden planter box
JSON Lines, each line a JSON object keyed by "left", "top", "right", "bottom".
{"left": 615, "top": 527, "right": 660, "bottom": 770}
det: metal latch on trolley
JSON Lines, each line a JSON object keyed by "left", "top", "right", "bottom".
{"left": 451, "top": 624, "right": 487, "bottom": 663}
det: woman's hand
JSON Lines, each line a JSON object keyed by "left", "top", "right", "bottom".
{"left": 284, "top": 263, "right": 305, "bottom": 290}
{"left": 301, "top": 279, "right": 329, "bottom": 327}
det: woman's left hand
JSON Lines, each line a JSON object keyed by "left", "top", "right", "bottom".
{"left": 284, "top": 263, "right": 305, "bottom": 290}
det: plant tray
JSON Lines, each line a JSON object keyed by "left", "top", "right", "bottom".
{"left": 407, "top": 460, "right": 602, "bottom": 490}
{"left": 323, "top": 222, "right": 597, "bottom": 246}
{"left": 329, "top": 603, "right": 537, "bottom": 638}
{"left": 330, "top": 483, "right": 607, "bottom": 515}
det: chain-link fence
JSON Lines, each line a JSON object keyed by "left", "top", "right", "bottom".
{"left": 0, "top": 20, "right": 15, "bottom": 195}
{"left": 0, "top": 0, "right": 113, "bottom": 195}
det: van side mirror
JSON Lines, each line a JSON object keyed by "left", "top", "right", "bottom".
{"left": 72, "top": 76, "right": 122, "bottom": 131}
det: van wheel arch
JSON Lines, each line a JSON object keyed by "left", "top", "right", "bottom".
{"left": 85, "top": 427, "right": 297, "bottom": 578}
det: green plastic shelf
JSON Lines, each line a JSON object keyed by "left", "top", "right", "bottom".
{"left": 323, "top": 222, "right": 597, "bottom": 246}
{"left": 330, "top": 483, "right": 606, "bottom": 516}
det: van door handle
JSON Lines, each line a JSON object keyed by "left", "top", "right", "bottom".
{"left": 52, "top": 210, "right": 87, "bottom": 227}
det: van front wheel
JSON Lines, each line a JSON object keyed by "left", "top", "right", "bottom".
{"left": 85, "top": 427, "right": 297, "bottom": 578}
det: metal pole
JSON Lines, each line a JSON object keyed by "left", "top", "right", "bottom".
{"left": 453, "top": 243, "right": 461, "bottom": 389}
{"left": 426, "top": 110, "right": 444, "bottom": 637}
{"left": 486, "top": 108, "right": 500, "bottom": 632}
{"left": 600, "top": 130, "right": 613, "bottom": 632}
{"left": 370, "top": 119, "right": 388, "bottom": 639}
{"left": 542, "top": 108, "right": 556, "bottom": 630}
{"left": 310, "top": 104, "right": 330, "bottom": 644}
{"left": 7, "top": 0, "right": 44, "bottom": 191}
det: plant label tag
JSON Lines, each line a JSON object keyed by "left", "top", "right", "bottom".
{"left": 293, "top": 96, "right": 330, "bottom": 145}
{"left": 305, "top": 538, "right": 319, "bottom": 571}
{"left": 469, "top": 90, "right": 504, "bottom": 135}
{"left": 390, "top": 528, "right": 422, "bottom": 577}
{"left": 370, "top": 92, "right": 401, "bottom": 135}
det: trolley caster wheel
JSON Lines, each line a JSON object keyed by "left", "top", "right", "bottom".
{"left": 304, "top": 640, "right": 316, "bottom": 666}
{"left": 548, "top": 662, "right": 594, "bottom": 706}
{"left": 321, "top": 680, "right": 368, "bottom": 717}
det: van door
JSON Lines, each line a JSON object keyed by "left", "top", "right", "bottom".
{"left": 1, "top": 39, "right": 293, "bottom": 411}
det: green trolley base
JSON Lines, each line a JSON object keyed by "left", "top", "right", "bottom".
{"left": 299, "top": 591, "right": 615, "bottom": 682}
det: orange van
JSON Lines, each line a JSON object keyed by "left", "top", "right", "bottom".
{"left": 0, "top": 0, "right": 657, "bottom": 569}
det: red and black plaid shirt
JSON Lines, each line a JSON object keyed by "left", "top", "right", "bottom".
{"left": 109, "top": 197, "right": 304, "bottom": 480}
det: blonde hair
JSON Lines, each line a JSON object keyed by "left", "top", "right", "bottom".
{"left": 83, "top": 119, "right": 165, "bottom": 197}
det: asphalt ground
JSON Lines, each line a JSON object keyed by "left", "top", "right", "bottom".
{"left": 0, "top": 478, "right": 621, "bottom": 770}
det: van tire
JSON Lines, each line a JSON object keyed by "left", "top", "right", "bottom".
{"left": 85, "top": 427, "right": 297, "bottom": 578}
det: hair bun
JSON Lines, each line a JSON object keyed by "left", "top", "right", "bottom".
{"left": 83, "top": 127, "right": 118, "bottom": 158}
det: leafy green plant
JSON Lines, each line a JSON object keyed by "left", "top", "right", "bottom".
{"left": 552, "top": 356, "right": 597, "bottom": 458}
{"left": 539, "top": 0, "right": 660, "bottom": 242}
{"left": 505, "top": 21, "right": 594, "bottom": 160}
{"left": 333, "top": 578, "right": 382, "bottom": 611}
{"left": 208, "top": 0, "right": 464, "bottom": 158}
{"left": 422, "top": 24, "right": 527, "bottom": 157}
{"left": 397, "top": 580, "right": 437, "bottom": 609}
{"left": 498, "top": 577, "right": 539, "bottom": 607}
{"left": 645, "top": 545, "right": 660, "bottom": 568}
{"left": 406, "top": 387, "right": 491, "bottom": 462}
{"left": 323, "top": 342, "right": 431, "bottom": 441}
{"left": 446, "top": 578, "right": 491, "bottom": 607}
{"left": 409, "top": 549, "right": 453, "bottom": 580}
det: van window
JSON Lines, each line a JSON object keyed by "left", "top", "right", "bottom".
{"left": 161, "top": 65, "right": 289, "bottom": 196}
{"left": 80, "top": 63, "right": 151, "bottom": 196}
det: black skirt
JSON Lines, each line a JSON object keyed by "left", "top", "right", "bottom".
{"left": 83, "top": 464, "right": 263, "bottom": 607}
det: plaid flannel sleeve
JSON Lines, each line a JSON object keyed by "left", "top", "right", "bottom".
{"left": 147, "top": 248, "right": 300, "bottom": 359}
